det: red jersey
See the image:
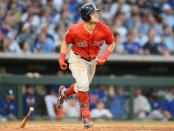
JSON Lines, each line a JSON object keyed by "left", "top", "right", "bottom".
{"left": 64, "top": 22, "right": 115, "bottom": 61}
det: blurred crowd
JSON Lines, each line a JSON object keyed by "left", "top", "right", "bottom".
{"left": 0, "top": 0, "right": 174, "bottom": 56}
{"left": 1, "top": 84, "right": 174, "bottom": 122}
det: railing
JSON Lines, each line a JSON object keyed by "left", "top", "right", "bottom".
{"left": 1, "top": 52, "right": 174, "bottom": 62}
{"left": 0, "top": 75, "right": 174, "bottom": 119}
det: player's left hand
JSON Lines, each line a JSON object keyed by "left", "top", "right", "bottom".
{"left": 96, "top": 56, "right": 106, "bottom": 65}
{"left": 96, "top": 49, "right": 111, "bottom": 65}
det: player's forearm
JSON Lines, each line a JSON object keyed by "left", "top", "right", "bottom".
{"left": 60, "top": 41, "right": 68, "bottom": 54}
{"left": 58, "top": 41, "right": 68, "bottom": 70}
{"left": 102, "top": 42, "right": 115, "bottom": 59}
{"left": 59, "top": 41, "right": 68, "bottom": 61}
{"left": 107, "top": 42, "right": 115, "bottom": 53}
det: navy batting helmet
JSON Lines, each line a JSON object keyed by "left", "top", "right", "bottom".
{"left": 80, "top": 3, "right": 100, "bottom": 22}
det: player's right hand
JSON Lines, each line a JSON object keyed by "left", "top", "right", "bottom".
{"left": 58, "top": 53, "right": 68, "bottom": 70}
{"left": 59, "top": 60, "right": 68, "bottom": 70}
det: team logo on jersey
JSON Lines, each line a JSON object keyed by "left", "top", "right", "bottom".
{"left": 93, "top": 40, "right": 105, "bottom": 47}
{"left": 76, "top": 41, "right": 88, "bottom": 48}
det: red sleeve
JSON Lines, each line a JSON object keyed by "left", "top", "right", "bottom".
{"left": 64, "top": 26, "right": 74, "bottom": 45}
{"left": 104, "top": 26, "right": 115, "bottom": 45}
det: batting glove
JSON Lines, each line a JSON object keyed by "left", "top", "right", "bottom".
{"left": 59, "top": 53, "right": 68, "bottom": 70}
{"left": 96, "top": 49, "right": 111, "bottom": 65}
{"left": 96, "top": 56, "right": 106, "bottom": 65}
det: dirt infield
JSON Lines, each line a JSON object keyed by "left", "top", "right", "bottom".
{"left": 0, "top": 121, "right": 174, "bottom": 131}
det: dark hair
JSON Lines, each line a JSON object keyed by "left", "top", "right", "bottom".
{"left": 126, "top": 30, "right": 134, "bottom": 36}
{"left": 19, "top": 40, "right": 29, "bottom": 49}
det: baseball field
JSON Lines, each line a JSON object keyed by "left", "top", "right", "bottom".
{"left": 0, "top": 120, "right": 174, "bottom": 131}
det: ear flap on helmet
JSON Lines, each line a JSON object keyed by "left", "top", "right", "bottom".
{"left": 82, "top": 14, "right": 91, "bottom": 22}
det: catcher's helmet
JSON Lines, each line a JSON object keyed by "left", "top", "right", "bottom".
{"left": 80, "top": 3, "right": 100, "bottom": 22}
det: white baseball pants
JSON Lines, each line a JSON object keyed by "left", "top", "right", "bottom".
{"left": 68, "top": 50, "right": 97, "bottom": 92}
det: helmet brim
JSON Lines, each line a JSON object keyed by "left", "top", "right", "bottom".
{"left": 95, "top": 9, "right": 100, "bottom": 12}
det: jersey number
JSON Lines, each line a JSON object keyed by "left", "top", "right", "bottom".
{"left": 76, "top": 41, "right": 88, "bottom": 48}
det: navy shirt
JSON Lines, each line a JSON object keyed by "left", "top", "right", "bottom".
{"left": 123, "top": 41, "right": 142, "bottom": 54}
{"left": 0, "top": 98, "right": 17, "bottom": 117}
{"left": 143, "top": 42, "right": 160, "bottom": 55}
{"left": 148, "top": 98, "right": 160, "bottom": 110}
{"left": 23, "top": 93, "right": 35, "bottom": 116}
{"left": 161, "top": 96, "right": 174, "bottom": 118}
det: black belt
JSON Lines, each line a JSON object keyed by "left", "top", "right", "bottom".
{"left": 74, "top": 53, "right": 93, "bottom": 62}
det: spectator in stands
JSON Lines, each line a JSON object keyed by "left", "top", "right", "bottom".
{"left": 161, "top": 86, "right": 174, "bottom": 120}
{"left": 35, "top": 32, "right": 55, "bottom": 53}
{"left": 0, "top": 0, "right": 174, "bottom": 56}
{"left": 0, "top": 30, "right": 3, "bottom": 41}
{"left": 116, "top": 0, "right": 131, "bottom": 19}
{"left": 126, "top": 5, "right": 141, "bottom": 32}
{"left": 23, "top": 85, "right": 36, "bottom": 117}
{"left": 146, "top": 13, "right": 163, "bottom": 36}
{"left": 157, "top": 35, "right": 171, "bottom": 57}
{"left": 58, "top": 3, "right": 73, "bottom": 27}
{"left": 97, "top": 85, "right": 108, "bottom": 102}
{"left": 113, "top": 32, "right": 124, "bottom": 53}
{"left": 63, "top": 96, "right": 80, "bottom": 119}
{"left": 143, "top": 29, "right": 160, "bottom": 55}
{"left": 45, "top": 70, "right": 65, "bottom": 119}
{"left": 134, "top": 87, "right": 151, "bottom": 120}
{"left": 100, "top": 0, "right": 117, "bottom": 24}
{"left": 45, "top": 86, "right": 59, "bottom": 120}
{"left": 146, "top": 88, "right": 164, "bottom": 120}
{"left": 0, "top": 36, "right": 7, "bottom": 52}
{"left": 0, "top": 31, "right": 3, "bottom": 51}
{"left": 132, "top": 28, "right": 147, "bottom": 46}
{"left": 0, "top": 89, "right": 17, "bottom": 121}
{"left": 1, "top": 12, "right": 17, "bottom": 36}
{"left": 141, "top": 11, "right": 163, "bottom": 36}
{"left": 112, "top": 17, "right": 127, "bottom": 42}
{"left": 162, "top": 26, "right": 174, "bottom": 54}
{"left": 0, "top": 32, "right": 21, "bottom": 53}
{"left": 17, "top": 22, "right": 35, "bottom": 52}
{"left": 0, "top": 8, "right": 5, "bottom": 24}
{"left": 89, "top": 85, "right": 107, "bottom": 109}
{"left": 53, "top": 0, "right": 64, "bottom": 13}
{"left": 91, "top": 100, "right": 112, "bottom": 121}
{"left": 147, "top": 89, "right": 160, "bottom": 110}
{"left": 161, "top": 4, "right": 174, "bottom": 28}
{"left": 167, "top": 1, "right": 174, "bottom": 10}
{"left": 107, "top": 86, "right": 127, "bottom": 120}
{"left": 20, "top": 40, "right": 31, "bottom": 54}
{"left": 54, "top": 24, "right": 65, "bottom": 52}
{"left": 123, "top": 30, "right": 143, "bottom": 54}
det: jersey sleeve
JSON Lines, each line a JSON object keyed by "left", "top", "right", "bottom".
{"left": 104, "top": 26, "right": 115, "bottom": 45}
{"left": 64, "top": 26, "right": 74, "bottom": 45}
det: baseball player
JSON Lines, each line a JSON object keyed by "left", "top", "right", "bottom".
{"left": 57, "top": 3, "right": 115, "bottom": 128}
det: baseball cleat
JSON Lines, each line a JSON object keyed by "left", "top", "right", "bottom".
{"left": 57, "top": 86, "right": 67, "bottom": 108}
{"left": 82, "top": 118, "right": 93, "bottom": 129}
{"left": 83, "top": 121, "right": 93, "bottom": 128}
